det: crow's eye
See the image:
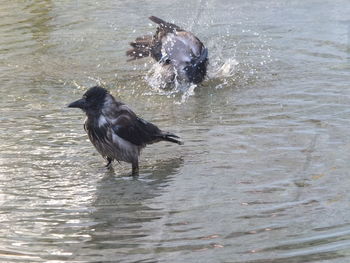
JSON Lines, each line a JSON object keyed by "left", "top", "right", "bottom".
{"left": 83, "top": 95, "right": 88, "bottom": 100}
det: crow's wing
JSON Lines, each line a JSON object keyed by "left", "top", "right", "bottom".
{"left": 149, "top": 16, "right": 186, "bottom": 61}
{"left": 149, "top": 16, "right": 182, "bottom": 33}
{"left": 111, "top": 115, "right": 162, "bottom": 146}
{"left": 162, "top": 31, "right": 204, "bottom": 64}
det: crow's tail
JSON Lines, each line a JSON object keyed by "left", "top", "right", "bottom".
{"left": 161, "top": 132, "right": 183, "bottom": 145}
{"left": 149, "top": 16, "right": 181, "bottom": 32}
{"left": 126, "top": 35, "right": 153, "bottom": 61}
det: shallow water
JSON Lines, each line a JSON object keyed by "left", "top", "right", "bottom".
{"left": 1, "top": 0, "right": 350, "bottom": 262}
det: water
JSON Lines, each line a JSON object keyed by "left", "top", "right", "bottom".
{"left": 1, "top": 0, "right": 350, "bottom": 262}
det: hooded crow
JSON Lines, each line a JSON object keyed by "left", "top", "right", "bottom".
{"left": 127, "top": 16, "right": 208, "bottom": 85}
{"left": 68, "top": 86, "right": 182, "bottom": 175}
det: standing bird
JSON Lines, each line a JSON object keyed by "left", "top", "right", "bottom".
{"left": 127, "top": 16, "right": 208, "bottom": 85}
{"left": 68, "top": 86, "right": 182, "bottom": 175}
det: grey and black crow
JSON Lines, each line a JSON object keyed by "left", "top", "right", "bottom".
{"left": 127, "top": 16, "right": 208, "bottom": 85}
{"left": 68, "top": 86, "right": 182, "bottom": 175}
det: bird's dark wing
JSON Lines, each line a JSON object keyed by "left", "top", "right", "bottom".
{"left": 112, "top": 115, "right": 162, "bottom": 146}
{"left": 126, "top": 35, "right": 153, "bottom": 61}
{"left": 149, "top": 16, "right": 182, "bottom": 33}
{"left": 127, "top": 16, "right": 185, "bottom": 62}
{"left": 149, "top": 16, "right": 185, "bottom": 62}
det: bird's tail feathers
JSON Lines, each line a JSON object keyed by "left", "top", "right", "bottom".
{"left": 149, "top": 16, "right": 181, "bottom": 32}
{"left": 160, "top": 132, "right": 183, "bottom": 145}
{"left": 126, "top": 35, "right": 153, "bottom": 61}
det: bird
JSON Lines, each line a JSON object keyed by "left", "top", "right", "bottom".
{"left": 127, "top": 16, "right": 208, "bottom": 85}
{"left": 68, "top": 86, "right": 183, "bottom": 175}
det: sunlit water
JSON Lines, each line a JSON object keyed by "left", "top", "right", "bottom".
{"left": 1, "top": 0, "right": 350, "bottom": 262}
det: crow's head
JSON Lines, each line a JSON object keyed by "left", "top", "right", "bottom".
{"left": 68, "top": 86, "right": 108, "bottom": 113}
{"left": 183, "top": 48, "right": 208, "bottom": 84}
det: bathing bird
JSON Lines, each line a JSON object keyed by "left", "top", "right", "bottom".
{"left": 127, "top": 16, "right": 208, "bottom": 85}
{"left": 68, "top": 86, "right": 182, "bottom": 175}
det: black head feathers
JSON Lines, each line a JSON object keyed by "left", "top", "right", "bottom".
{"left": 84, "top": 86, "right": 108, "bottom": 100}
{"left": 68, "top": 86, "right": 108, "bottom": 111}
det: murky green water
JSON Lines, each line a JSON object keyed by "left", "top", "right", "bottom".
{"left": 1, "top": 0, "right": 350, "bottom": 262}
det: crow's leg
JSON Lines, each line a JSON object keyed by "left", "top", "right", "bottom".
{"left": 132, "top": 161, "right": 139, "bottom": 176}
{"left": 105, "top": 157, "right": 113, "bottom": 168}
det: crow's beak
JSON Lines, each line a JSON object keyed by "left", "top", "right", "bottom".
{"left": 68, "top": 98, "right": 86, "bottom": 109}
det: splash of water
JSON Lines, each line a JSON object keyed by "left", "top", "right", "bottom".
{"left": 144, "top": 55, "right": 240, "bottom": 101}
{"left": 141, "top": 14, "right": 273, "bottom": 102}
{"left": 144, "top": 63, "right": 199, "bottom": 103}
{"left": 209, "top": 58, "right": 239, "bottom": 79}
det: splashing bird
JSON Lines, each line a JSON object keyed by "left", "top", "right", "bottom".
{"left": 68, "top": 86, "right": 183, "bottom": 175}
{"left": 127, "top": 16, "right": 208, "bottom": 85}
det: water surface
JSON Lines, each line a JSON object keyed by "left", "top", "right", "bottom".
{"left": 1, "top": 0, "right": 350, "bottom": 262}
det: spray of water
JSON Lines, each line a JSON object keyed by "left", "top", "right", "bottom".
{"left": 144, "top": 63, "right": 198, "bottom": 103}
{"left": 133, "top": 3, "right": 273, "bottom": 103}
{"left": 143, "top": 51, "right": 240, "bottom": 103}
